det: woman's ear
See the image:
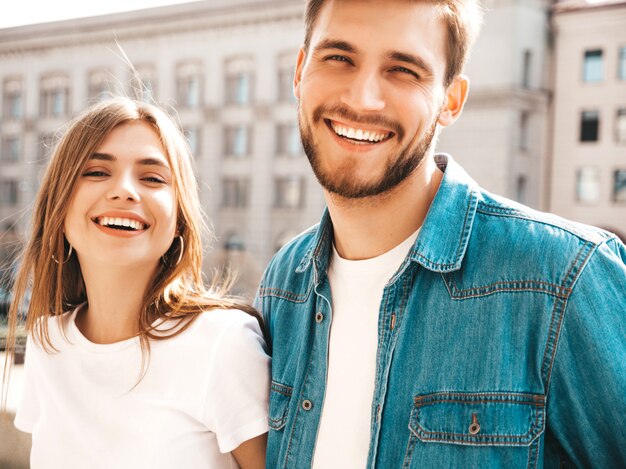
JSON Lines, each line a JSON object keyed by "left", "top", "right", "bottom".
{"left": 438, "top": 75, "right": 469, "bottom": 127}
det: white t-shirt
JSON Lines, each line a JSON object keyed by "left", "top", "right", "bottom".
{"left": 311, "top": 230, "right": 419, "bottom": 469}
{"left": 15, "top": 306, "right": 270, "bottom": 469}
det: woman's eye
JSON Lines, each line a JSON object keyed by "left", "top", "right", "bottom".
{"left": 143, "top": 176, "right": 166, "bottom": 184}
{"left": 83, "top": 170, "right": 108, "bottom": 177}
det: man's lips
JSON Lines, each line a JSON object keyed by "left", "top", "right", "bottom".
{"left": 325, "top": 118, "right": 394, "bottom": 144}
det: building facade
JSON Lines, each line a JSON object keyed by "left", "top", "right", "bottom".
{"left": 550, "top": 0, "right": 626, "bottom": 237}
{"left": 2, "top": 0, "right": 620, "bottom": 295}
{"left": 439, "top": 0, "right": 553, "bottom": 210}
{"left": 0, "top": 0, "right": 318, "bottom": 294}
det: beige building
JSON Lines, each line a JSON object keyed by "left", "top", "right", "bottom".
{"left": 2, "top": 0, "right": 620, "bottom": 297}
{"left": 0, "top": 0, "right": 318, "bottom": 294}
{"left": 550, "top": 0, "right": 626, "bottom": 236}
{"left": 439, "top": 0, "right": 553, "bottom": 210}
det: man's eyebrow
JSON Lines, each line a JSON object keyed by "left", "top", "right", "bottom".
{"left": 387, "top": 51, "right": 434, "bottom": 77}
{"left": 313, "top": 39, "right": 357, "bottom": 54}
{"left": 89, "top": 152, "right": 170, "bottom": 168}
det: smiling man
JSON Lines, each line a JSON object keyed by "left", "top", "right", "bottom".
{"left": 255, "top": 1, "right": 626, "bottom": 468}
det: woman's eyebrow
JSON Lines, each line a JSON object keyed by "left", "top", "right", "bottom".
{"left": 89, "top": 152, "right": 170, "bottom": 169}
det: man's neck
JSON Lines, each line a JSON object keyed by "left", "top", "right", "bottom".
{"left": 326, "top": 157, "right": 443, "bottom": 261}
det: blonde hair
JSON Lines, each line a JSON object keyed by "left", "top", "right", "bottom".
{"left": 3, "top": 97, "right": 260, "bottom": 404}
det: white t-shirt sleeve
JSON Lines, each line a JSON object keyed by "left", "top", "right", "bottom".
{"left": 202, "top": 311, "right": 270, "bottom": 453}
{"left": 14, "top": 337, "right": 40, "bottom": 433}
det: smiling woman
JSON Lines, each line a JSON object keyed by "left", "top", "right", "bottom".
{"left": 1, "top": 97, "right": 268, "bottom": 469}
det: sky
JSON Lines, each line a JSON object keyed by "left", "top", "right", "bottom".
{"left": 0, "top": 0, "right": 203, "bottom": 29}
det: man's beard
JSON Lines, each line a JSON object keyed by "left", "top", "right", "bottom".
{"left": 299, "top": 104, "right": 439, "bottom": 199}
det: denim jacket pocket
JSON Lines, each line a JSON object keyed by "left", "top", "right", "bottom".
{"left": 269, "top": 380, "right": 293, "bottom": 431}
{"left": 409, "top": 392, "right": 546, "bottom": 446}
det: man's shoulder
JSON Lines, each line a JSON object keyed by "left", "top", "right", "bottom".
{"left": 465, "top": 188, "right": 623, "bottom": 288}
{"left": 475, "top": 189, "right": 614, "bottom": 248}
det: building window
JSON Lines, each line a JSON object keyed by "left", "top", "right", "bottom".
{"left": 184, "top": 127, "right": 201, "bottom": 156}
{"left": 516, "top": 175, "right": 527, "bottom": 204}
{"left": 580, "top": 110, "right": 600, "bottom": 142}
{"left": 274, "top": 176, "right": 304, "bottom": 209}
{"left": 40, "top": 74, "right": 69, "bottom": 118}
{"left": 0, "top": 179, "right": 19, "bottom": 205}
{"left": 224, "top": 125, "right": 250, "bottom": 157}
{"left": 225, "top": 57, "right": 254, "bottom": 105}
{"left": 614, "top": 170, "right": 626, "bottom": 203}
{"left": 3, "top": 78, "right": 23, "bottom": 119}
{"left": 522, "top": 49, "right": 532, "bottom": 88}
{"left": 221, "top": 178, "right": 249, "bottom": 208}
{"left": 177, "top": 62, "right": 202, "bottom": 109}
{"left": 87, "top": 69, "right": 110, "bottom": 103}
{"left": 619, "top": 46, "right": 626, "bottom": 80}
{"left": 617, "top": 109, "right": 626, "bottom": 144}
{"left": 224, "top": 232, "right": 246, "bottom": 251}
{"left": 1, "top": 136, "right": 21, "bottom": 163}
{"left": 131, "top": 65, "right": 157, "bottom": 103}
{"left": 277, "top": 51, "right": 297, "bottom": 102}
{"left": 277, "top": 123, "right": 302, "bottom": 156}
{"left": 576, "top": 167, "right": 600, "bottom": 203}
{"left": 583, "top": 49, "right": 603, "bottom": 83}
{"left": 519, "top": 111, "right": 530, "bottom": 151}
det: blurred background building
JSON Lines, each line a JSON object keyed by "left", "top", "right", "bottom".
{"left": 550, "top": 0, "right": 626, "bottom": 235}
{"left": 0, "top": 0, "right": 625, "bottom": 300}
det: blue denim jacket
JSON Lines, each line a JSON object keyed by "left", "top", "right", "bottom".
{"left": 255, "top": 154, "right": 626, "bottom": 469}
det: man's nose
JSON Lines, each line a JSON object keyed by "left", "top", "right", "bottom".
{"left": 339, "top": 69, "right": 385, "bottom": 113}
{"left": 106, "top": 175, "right": 140, "bottom": 202}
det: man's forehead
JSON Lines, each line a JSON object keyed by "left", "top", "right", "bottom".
{"left": 309, "top": 0, "right": 447, "bottom": 71}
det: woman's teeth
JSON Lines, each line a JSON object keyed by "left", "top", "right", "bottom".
{"left": 96, "top": 217, "right": 146, "bottom": 231}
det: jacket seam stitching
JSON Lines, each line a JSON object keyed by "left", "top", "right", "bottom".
{"left": 258, "top": 287, "right": 310, "bottom": 303}
{"left": 412, "top": 404, "right": 542, "bottom": 443}
{"left": 540, "top": 241, "right": 596, "bottom": 387}
{"left": 446, "top": 276, "right": 571, "bottom": 299}
{"left": 475, "top": 205, "right": 603, "bottom": 244}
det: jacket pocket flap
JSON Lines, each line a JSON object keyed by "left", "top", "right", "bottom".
{"left": 409, "top": 392, "right": 545, "bottom": 446}
{"left": 269, "top": 380, "right": 293, "bottom": 431}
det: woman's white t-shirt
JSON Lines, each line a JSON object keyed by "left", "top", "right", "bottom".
{"left": 15, "top": 306, "right": 270, "bottom": 469}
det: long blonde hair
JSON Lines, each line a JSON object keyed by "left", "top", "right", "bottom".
{"left": 3, "top": 97, "right": 260, "bottom": 403}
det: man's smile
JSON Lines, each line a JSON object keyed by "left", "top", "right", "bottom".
{"left": 326, "top": 118, "right": 394, "bottom": 144}
{"left": 324, "top": 119, "right": 395, "bottom": 145}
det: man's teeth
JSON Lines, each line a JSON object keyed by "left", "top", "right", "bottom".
{"left": 331, "top": 122, "right": 389, "bottom": 142}
{"left": 98, "top": 217, "right": 146, "bottom": 230}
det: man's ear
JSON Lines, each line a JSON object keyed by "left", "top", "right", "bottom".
{"left": 438, "top": 75, "right": 469, "bottom": 127}
{"left": 293, "top": 46, "right": 306, "bottom": 101}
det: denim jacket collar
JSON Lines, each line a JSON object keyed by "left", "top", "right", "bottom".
{"left": 296, "top": 153, "right": 481, "bottom": 278}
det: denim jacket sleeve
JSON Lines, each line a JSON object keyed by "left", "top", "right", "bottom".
{"left": 547, "top": 236, "right": 626, "bottom": 467}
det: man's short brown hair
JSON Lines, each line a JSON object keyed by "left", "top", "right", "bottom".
{"left": 303, "top": 0, "right": 484, "bottom": 86}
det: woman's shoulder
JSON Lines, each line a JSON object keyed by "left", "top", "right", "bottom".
{"left": 194, "top": 307, "right": 260, "bottom": 329}
{"left": 31, "top": 305, "right": 81, "bottom": 338}
{"left": 192, "top": 308, "right": 264, "bottom": 346}
{"left": 25, "top": 305, "right": 83, "bottom": 355}
{"left": 158, "top": 308, "right": 265, "bottom": 353}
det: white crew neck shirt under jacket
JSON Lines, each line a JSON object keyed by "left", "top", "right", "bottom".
{"left": 15, "top": 306, "right": 270, "bottom": 469}
{"left": 311, "top": 229, "right": 420, "bottom": 469}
